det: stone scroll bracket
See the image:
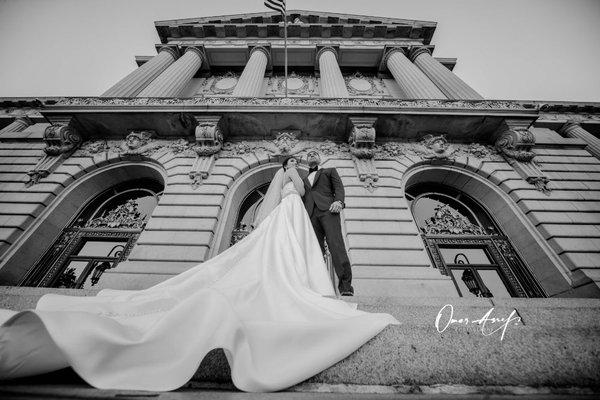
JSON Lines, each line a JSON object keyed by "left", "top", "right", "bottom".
{"left": 27, "top": 115, "right": 83, "bottom": 187}
{"left": 190, "top": 115, "right": 223, "bottom": 189}
{"left": 494, "top": 119, "right": 551, "bottom": 194}
{"left": 348, "top": 116, "right": 378, "bottom": 192}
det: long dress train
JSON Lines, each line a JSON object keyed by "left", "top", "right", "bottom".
{"left": 0, "top": 183, "right": 399, "bottom": 392}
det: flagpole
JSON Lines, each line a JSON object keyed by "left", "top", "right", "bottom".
{"left": 283, "top": 9, "right": 288, "bottom": 98}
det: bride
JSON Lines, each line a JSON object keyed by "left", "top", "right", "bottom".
{"left": 0, "top": 156, "right": 399, "bottom": 392}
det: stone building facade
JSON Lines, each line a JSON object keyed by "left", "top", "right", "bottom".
{"left": 1, "top": 10, "right": 600, "bottom": 300}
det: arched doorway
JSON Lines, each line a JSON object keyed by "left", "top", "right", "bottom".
{"left": 21, "top": 178, "right": 163, "bottom": 288}
{"left": 406, "top": 183, "right": 545, "bottom": 298}
{"left": 0, "top": 161, "right": 167, "bottom": 285}
{"left": 403, "top": 165, "right": 575, "bottom": 297}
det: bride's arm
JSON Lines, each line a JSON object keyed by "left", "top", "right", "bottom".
{"left": 285, "top": 168, "right": 305, "bottom": 196}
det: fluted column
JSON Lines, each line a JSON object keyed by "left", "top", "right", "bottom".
{"left": 101, "top": 47, "right": 178, "bottom": 97}
{"left": 0, "top": 116, "right": 32, "bottom": 135}
{"left": 137, "top": 47, "right": 204, "bottom": 98}
{"left": 559, "top": 122, "right": 600, "bottom": 160}
{"left": 317, "top": 47, "right": 349, "bottom": 98}
{"left": 410, "top": 47, "right": 483, "bottom": 100}
{"left": 232, "top": 47, "right": 269, "bottom": 97}
{"left": 384, "top": 48, "right": 446, "bottom": 99}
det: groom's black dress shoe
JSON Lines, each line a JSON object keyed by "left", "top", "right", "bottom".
{"left": 340, "top": 287, "right": 354, "bottom": 296}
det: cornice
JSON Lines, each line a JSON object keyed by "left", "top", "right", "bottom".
{"left": 154, "top": 10, "right": 437, "bottom": 44}
{"left": 40, "top": 97, "right": 534, "bottom": 118}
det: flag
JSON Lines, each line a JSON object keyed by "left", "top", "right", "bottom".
{"left": 264, "top": 0, "right": 286, "bottom": 15}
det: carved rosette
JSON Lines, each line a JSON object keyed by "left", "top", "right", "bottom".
{"left": 495, "top": 123, "right": 551, "bottom": 194}
{"left": 190, "top": 116, "right": 223, "bottom": 188}
{"left": 27, "top": 121, "right": 83, "bottom": 186}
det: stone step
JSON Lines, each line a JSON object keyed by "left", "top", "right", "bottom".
{"left": 1, "top": 287, "right": 599, "bottom": 389}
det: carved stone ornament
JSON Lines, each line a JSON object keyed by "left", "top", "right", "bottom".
{"left": 423, "top": 204, "right": 486, "bottom": 235}
{"left": 53, "top": 97, "right": 528, "bottom": 111}
{"left": 495, "top": 124, "right": 551, "bottom": 194}
{"left": 348, "top": 116, "right": 378, "bottom": 192}
{"left": 373, "top": 141, "right": 501, "bottom": 161}
{"left": 265, "top": 73, "right": 318, "bottom": 96}
{"left": 345, "top": 72, "right": 386, "bottom": 96}
{"left": 121, "top": 131, "right": 160, "bottom": 155}
{"left": 189, "top": 116, "right": 224, "bottom": 189}
{"left": 86, "top": 199, "right": 146, "bottom": 229}
{"left": 495, "top": 128, "right": 536, "bottom": 162}
{"left": 78, "top": 138, "right": 191, "bottom": 157}
{"left": 220, "top": 139, "right": 350, "bottom": 161}
{"left": 419, "top": 134, "right": 455, "bottom": 160}
{"left": 27, "top": 122, "right": 83, "bottom": 186}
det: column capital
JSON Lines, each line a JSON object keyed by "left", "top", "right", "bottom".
{"left": 315, "top": 46, "right": 339, "bottom": 69}
{"left": 409, "top": 46, "right": 432, "bottom": 62}
{"left": 155, "top": 44, "right": 180, "bottom": 60}
{"left": 249, "top": 45, "right": 272, "bottom": 68}
{"left": 378, "top": 46, "right": 408, "bottom": 72}
{"left": 181, "top": 46, "right": 209, "bottom": 69}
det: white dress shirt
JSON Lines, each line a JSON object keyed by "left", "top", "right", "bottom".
{"left": 307, "top": 166, "right": 319, "bottom": 186}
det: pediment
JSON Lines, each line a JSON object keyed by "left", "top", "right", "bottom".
{"left": 155, "top": 10, "right": 436, "bottom": 44}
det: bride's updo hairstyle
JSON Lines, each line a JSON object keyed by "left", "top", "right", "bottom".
{"left": 282, "top": 156, "right": 296, "bottom": 170}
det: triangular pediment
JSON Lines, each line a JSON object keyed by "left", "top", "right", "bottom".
{"left": 155, "top": 10, "right": 436, "bottom": 44}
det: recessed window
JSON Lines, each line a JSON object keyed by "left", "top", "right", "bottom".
{"left": 406, "top": 183, "right": 544, "bottom": 298}
{"left": 21, "top": 179, "right": 163, "bottom": 288}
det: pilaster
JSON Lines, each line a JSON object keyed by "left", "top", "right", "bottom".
{"left": 558, "top": 121, "right": 600, "bottom": 160}
{"left": 0, "top": 116, "right": 33, "bottom": 135}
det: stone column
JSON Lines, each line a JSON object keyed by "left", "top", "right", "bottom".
{"left": 137, "top": 47, "right": 204, "bottom": 98}
{"left": 559, "top": 122, "right": 600, "bottom": 160}
{"left": 317, "top": 47, "right": 349, "bottom": 98}
{"left": 410, "top": 47, "right": 483, "bottom": 100}
{"left": 101, "top": 47, "right": 178, "bottom": 97}
{"left": 232, "top": 47, "right": 270, "bottom": 97}
{"left": 384, "top": 48, "right": 446, "bottom": 99}
{"left": 0, "top": 116, "right": 32, "bottom": 135}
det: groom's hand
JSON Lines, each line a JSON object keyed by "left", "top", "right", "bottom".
{"left": 329, "top": 200, "right": 343, "bottom": 214}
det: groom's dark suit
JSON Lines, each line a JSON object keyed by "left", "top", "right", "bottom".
{"left": 301, "top": 167, "right": 353, "bottom": 294}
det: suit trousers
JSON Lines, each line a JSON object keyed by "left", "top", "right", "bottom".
{"left": 309, "top": 207, "right": 353, "bottom": 292}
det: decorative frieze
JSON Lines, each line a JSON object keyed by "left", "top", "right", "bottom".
{"left": 373, "top": 141, "right": 499, "bottom": 161}
{"left": 51, "top": 96, "right": 527, "bottom": 111}
{"left": 78, "top": 133, "right": 190, "bottom": 157}
{"left": 348, "top": 116, "right": 378, "bottom": 192}
{"left": 418, "top": 134, "right": 455, "bottom": 160}
{"left": 27, "top": 120, "right": 83, "bottom": 186}
{"left": 495, "top": 120, "right": 551, "bottom": 194}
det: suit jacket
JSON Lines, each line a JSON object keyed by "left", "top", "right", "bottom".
{"left": 301, "top": 167, "right": 345, "bottom": 215}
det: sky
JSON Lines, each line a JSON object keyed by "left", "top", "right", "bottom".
{"left": 0, "top": 0, "right": 599, "bottom": 102}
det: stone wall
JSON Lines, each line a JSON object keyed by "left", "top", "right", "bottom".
{"left": 1, "top": 120, "right": 600, "bottom": 297}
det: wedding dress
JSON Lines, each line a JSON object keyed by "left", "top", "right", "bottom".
{"left": 0, "top": 178, "right": 399, "bottom": 392}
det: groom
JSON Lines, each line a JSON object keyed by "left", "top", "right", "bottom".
{"left": 301, "top": 150, "right": 354, "bottom": 296}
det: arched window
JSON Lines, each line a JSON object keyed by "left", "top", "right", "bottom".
{"left": 230, "top": 183, "right": 269, "bottom": 245}
{"left": 21, "top": 178, "right": 163, "bottom": 288}
{"left": 407, "top": 183, "right": 544, "bottom": 298}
